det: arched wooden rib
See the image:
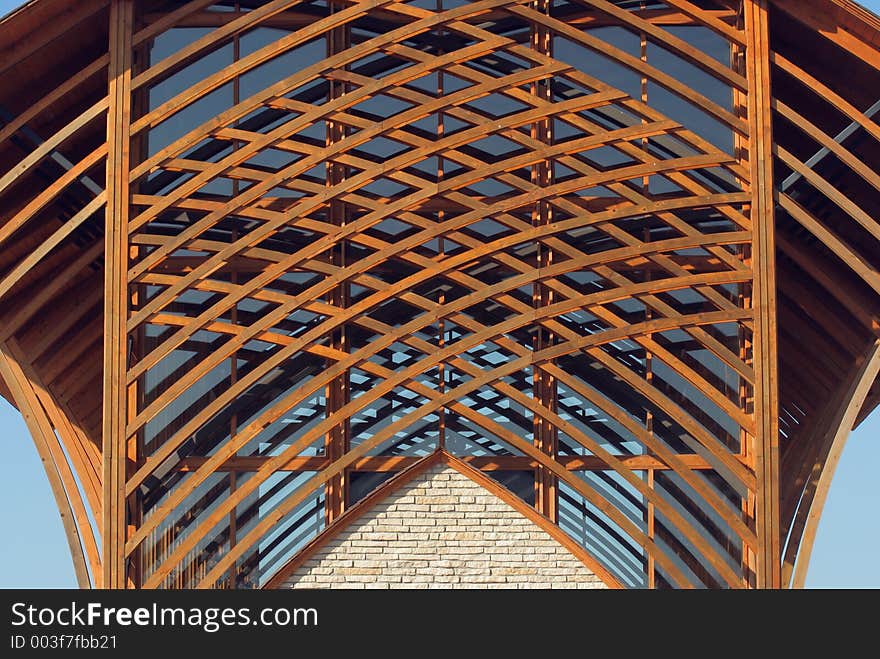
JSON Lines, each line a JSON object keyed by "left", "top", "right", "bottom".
{"left": 0, "top": 144, "right": 108, "bottom": 251}
{"left": 337, "top": 183, "right": 754, "bottom": 432}
{"left": 164, "top": 312, "right": 747, "bottom": 590}
{"left": 770, "top": 50, "right": 880, "bottom": 145}
{"left": 125, "top": 263, "right": 750, "bottom": 553}
{"left": 0, "top": 0, "right": 808, "bottom": 589}
{"left": 0, "top": 97, "right": 108, "bottom": 197}
{"left": 134, "top": 0, "right": 219, "bottom": 47}
{"left": 776, "top": 146, "right": 880, "bottom": 241}
{"left": 398, "top": 0, "right": 747, "bottom": 134}
{"left": 0, "top": 1, "right": 224, "bottom": 151}
{"left": 128, "top": 0, "right": 523, "bottom": 180}
{"left": 4, "top": 278, "right": 105, "bottom": 517}
{"left": 0, "top": 241, "right": 103, "bottom": 343}
{"left": 148, "top": 170, "right": 751, "bottom": 356}
{"left": 125, "top": 226, "right": 751, "bottom": 511}
{"left": 126, "top": 150, "right": 732, "bottom": 383}
{"left": 776, "top": 194, "right": 880, "bottom": 295}
{"left": 312, "top": 54, "right": 753, "bottom": 380}
{"left": 788, "top": 339, "right": 880, "bottom": 588}
{"left": 168, "top": 301, "right": 745, "bottom": 587}
{"left": 125, "top": 219, "right": 749, "bottom": 465}
{"left": 130, "top": 0, "right": 395, "bottom": 140}
{"left": 510, "top": 0, "right": 747, "bottom": 115}
{"left": 26, "top": 373, "right": 102, "bottom": 575}
{"left": 371, "top": 42, "right": 753, "bottom": 295}
{"left": 125, "top": 222, "right": 748, "bottom": 490}
{"left": 0, "top": 59, "right": 109, "bottom": 150}
{"left": 274, "top": 38, "right": 751, "bottom": 196}
{"left": 133, "top": 209, "right": 742, "bottom": 337}
{"left": 773, "top": 99, "right": 880, "bottom": 196}
{"left": 130, "top": 116, "right": 736, "bottom": 378}
{"left": 0, "top": 341, "right": 97, "bottom": 588}
{"left": 127, "top": 51, "right": 567, "bottom": 275}
{"left": 286, "top": 42, "right": 752, "bottom": 246}
{"left": 187, "top": 313, "right": 749, "bottom": 590}
{"left": 138, "top": 239, "right": 752, "bottom": 486}
{"left": 428, "top": 333, "right": 756, "bottom": 575}
{"left": 134, "top": 1, "right": 748, "bottom": 266}
{"left": 0, "top": 194, "right": 107, "bottom": 303}
{"left": 37, "top": 392, "right": 103, "bottom": 524}
{"left": 139, "top": 245, "right": 754, "bottom": 550}
{"left": 585, "top": 345, "right": 754, "bottom": 495}
{"left": 124, "top": 63, "right": 744, "bottom": 386}
{"left": 778, "top": 372, "right": 848, "bottom": 571}
{"left": 142, "top": 263, "right": 757, "bottom": 561}
{"left": 133, "top": 0, "right": 325, "bottom": 92}
{"left": 562, "top": 0, "right": 745, "bottom": 90}
{"left": 659, "top": 0, "right": 746, "bottom": 46}
{"left": 134, "top": 214, "right": 753, "bottom": 450}
{"left": 327, "top": 11, "right": 751, "bottom": 201}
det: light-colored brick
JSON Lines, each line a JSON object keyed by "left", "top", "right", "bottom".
{"left": 284, "top": 465, "right": 607, "bottom": 590}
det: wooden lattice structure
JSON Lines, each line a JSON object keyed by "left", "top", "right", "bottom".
{"left": 0, "top": 0, "right": 878, "bottom": 589}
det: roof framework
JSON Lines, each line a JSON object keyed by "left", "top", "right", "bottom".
{"left": 0, "top": 0, "right": 877, "bottom": 589}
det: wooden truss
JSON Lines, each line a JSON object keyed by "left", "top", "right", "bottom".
{"left": 0, "top": 0, "right": 877, "bottom": 589}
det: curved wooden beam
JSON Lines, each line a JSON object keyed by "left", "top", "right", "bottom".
{"left": 790, "top": 339, "right": 880, "bottom": 588}
{"left": 142, "top": 312, "right": 745, "bottom": 589}
{"left": 140, "top": 257, "right": 756, "bottom": 558}
{"left": 6, "top": 0, "right": 877, "bottom": 591}
{"left": 126, "top": 231, "right": 751, "bottom": 497}
{"left": 147, "top": 278, "right": 755, "bottom": 584}
{"left": 0, "top": 342, "right": 98, "bottom": 588}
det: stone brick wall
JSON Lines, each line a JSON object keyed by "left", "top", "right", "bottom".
{"left": 282, "top": 464, "right": 607, "bottom": 589}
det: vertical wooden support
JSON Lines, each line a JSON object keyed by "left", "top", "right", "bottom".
{"left": 127, "top": 17, "right": 150, "bottom": 591}
{"left": 639, "top": 2, "right": 656, "bottom": 589}
{"left": 744, "top": 0, "right": 781, "bottom": 589}
{"left": 531, "top": 0, "right": 557, "bottom": 522}
{"left": 103, "top": 0, "right": 134, "bottom": 590}
{"left": 437, "top": 0, "right": 447, "bottom": 453}
{"left": 324, "top": 1, "right": 351, "bottom": 524}
{"left": 227, "top": 1, "right": 242, "bottom": 588}
{"left": 733, "top": 6, "right": 757, "bottom": 590}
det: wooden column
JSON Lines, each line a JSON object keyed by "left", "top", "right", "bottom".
{"left": 531, "top": 0, "right": 557, "bottom": 522}
{"left": 324, "top": 1, "right": 351, "bottom": 524}
{"left": 744, "top": 0, "right": 780, "bottom": 589}
{"left": 103, "top": 0, "right": 134, "bottom": 590}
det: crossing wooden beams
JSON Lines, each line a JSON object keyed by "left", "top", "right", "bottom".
{"left": 0, "top": 0, "right": 879, "bottom": 590}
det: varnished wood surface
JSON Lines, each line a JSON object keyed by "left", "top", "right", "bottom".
{"left": 0, "top": 0, "right": 876, "bottom": 589}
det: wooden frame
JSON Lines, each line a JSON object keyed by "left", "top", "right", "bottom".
{"left": 103, "top": 0, "right": 134, "bottom": 590}
{"left": 744, "top": 0, "right": 781, "bottom": 590}
{"left": 0, "top": 0, "right": 877, "bottom": 589}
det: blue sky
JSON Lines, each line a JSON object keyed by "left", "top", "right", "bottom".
{"left": 0, "top": 0, "right": 878, "bottom": 588}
